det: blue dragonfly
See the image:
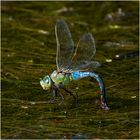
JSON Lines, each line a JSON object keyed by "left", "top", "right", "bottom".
{"left": 40, "top": 19, "right": 109, "bottom": 110}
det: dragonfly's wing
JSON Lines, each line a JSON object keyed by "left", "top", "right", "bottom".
{"left": 55, "top": 19, "right": 74, "bottom": 71}
{"left": 70, "top": 33, "right": 100, "bottom": 71}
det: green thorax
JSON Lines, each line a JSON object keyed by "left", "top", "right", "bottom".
{"left": 50, "top": 70, "right": 72, "bottom": 86}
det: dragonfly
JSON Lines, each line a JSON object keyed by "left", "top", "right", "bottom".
{"left": 40, "top": 19, "right": 109, "bottom": 110}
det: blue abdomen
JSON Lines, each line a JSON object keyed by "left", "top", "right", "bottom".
{"left": 71, "top": 71, "right": 105, "bottom": 95}
{"left": 71, "top": 71, "right": 97, "bottom": 80}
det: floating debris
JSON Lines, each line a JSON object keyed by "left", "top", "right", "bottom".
{"left": 75, "top": 87, "right": 79, "bottom": 90}
{"left": 41, "top": 42, "right": 45, "bottom": 46}
{"left": 7, "top": 52, "right": 15, "bottom": 57}
{"left": 21, "top": 106, "right": 28, "bottom": 109}
{"left": 30, "top": 101, "right": 36, "bottom": 105}
{"left": 27, "top": 59, "right": 33, "bottom": 64}
{"left": 55, "top": 7, "right": 74, "bottom": 14}
{"left": 106, "top": 59, "right": 112, "bottom": 63}
{"left": 38, "top": 29, "right": 49, "bottom": 35}
{"left": 114, "top": 51, "right": 139, "bottom": 60}
{"left": 115, "top": 54, "right": 120, "bottom": 58}
{"left": 104, "top": 40, "right": 134, "bottom": 48}
{"left": 131, "top": 96, "right": 136, "bottom": 99}
{"left": 75, "top": 21, "right": 88, "bottom": 26}
{"left": 8, "top": 16, "right": 13, "bottom": 21}
{"left": 105, "top": 8, "right": 125, "bottom": 23}
{"left": 104, "top": 41, "right": 121, "bottom": 47}
{"left": 109, "top": 24, "right": 120, "bottom": 29}
{"left": 19, "top": 26, "right": 50, "bottom": 35}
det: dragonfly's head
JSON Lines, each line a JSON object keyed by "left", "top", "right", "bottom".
{"left": 40, "top": 75, "right": 52, "bottom": 90}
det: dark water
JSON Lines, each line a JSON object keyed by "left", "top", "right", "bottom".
{"left": 1, "top": 1, "right": 139, "bottom": 139}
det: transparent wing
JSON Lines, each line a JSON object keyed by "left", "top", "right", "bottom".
{"left": 55, "top": 19, "right": 74, "bottom": 71}
{"left": 70, "top": 33, "right": 100, "bottom": 71}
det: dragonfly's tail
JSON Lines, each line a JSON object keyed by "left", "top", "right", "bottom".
{"left": 90, "top": 72, "right": 109, "bottom": 110}
{"left": 71, "top": 71, "right": 109, "bottom": 110}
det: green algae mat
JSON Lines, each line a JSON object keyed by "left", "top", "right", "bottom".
{"left": 1, "top": 1, "right": 139, "bottom": 139}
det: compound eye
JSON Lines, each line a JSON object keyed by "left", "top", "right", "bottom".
{"left": 43, "top": 76, "right": 49, "bottom": 83}
{"left": 46, "top": 78, "right": 49, "bottom": 84}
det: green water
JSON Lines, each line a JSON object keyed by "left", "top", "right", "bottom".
{"left": 1, "top": 1, "right": 139, "bottom": 139}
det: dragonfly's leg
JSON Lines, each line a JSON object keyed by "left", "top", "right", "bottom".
{"left": 58, "top": 83, "right": 77, "bottom": 99}
{"left": 57, "top": 91, "right": 64, "bottom": 101}
{"left": 56, "top": 90, "right": 64, "bottom": 105}
{"left": 51, "top": 85, "right": 64, "bottom": 104}
{"left": 49, "top": 87, "right": 56, "bottom": 103}
{"left": 60, "top": 86, "right": 78, "bottom": 106}
{"left": 50, "top": 89, "right": 56, "bottom": 103}
{"left": 55, "top": 85, "right": 65, "bottom": 104}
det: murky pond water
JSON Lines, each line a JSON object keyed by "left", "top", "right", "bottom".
{"left": 1, "top": 1, "right": 139, "bottom": 139}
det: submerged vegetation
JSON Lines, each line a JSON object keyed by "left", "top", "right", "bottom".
{"left": 1, "top": 1, "right": 139, "bottom": 139}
